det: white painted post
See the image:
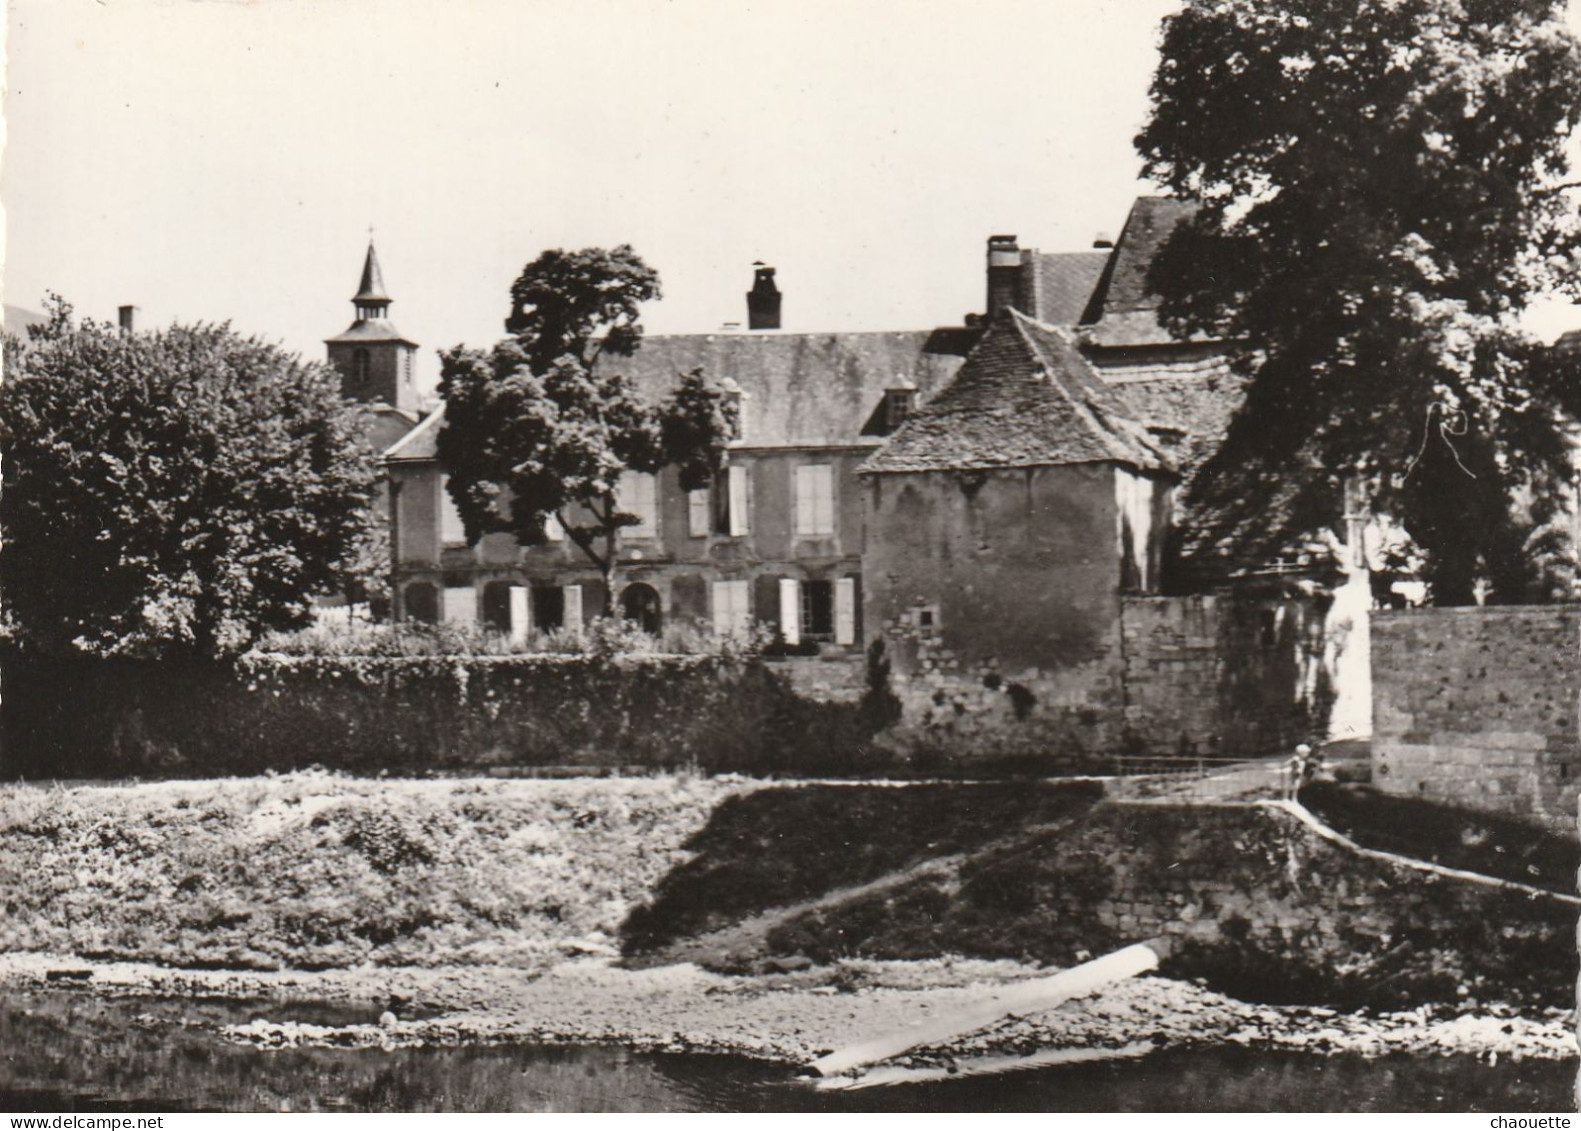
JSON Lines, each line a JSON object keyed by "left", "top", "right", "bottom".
{"left": 779, "top": 578, "right": 801, "bottom": 645}
{"left": 563, "top": 584, "right": 583, "bottom": 633}
{"left": 835, "top": 577, "right": 857, "bottom": 645}
{"left": 509, "top": 585, "right": 530, "bottom": 644}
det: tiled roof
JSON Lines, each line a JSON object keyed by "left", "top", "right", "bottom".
{"left": 604, "top": 329, "right": 969, "bottom": 448}
{"left": 1174, "top": 471, "right": 1347, "bottom": 584}
{"left": 1026, "top": 251, "right": 1109, "bottom": 326}
{"left": 324, "top": 318, "right": 417, "bottom": 346}
{"left": 383, "top": 403, "right": 444, "bottom": 461}
{"left": 1079, "top": 196, "right": 1212, "bottom": 349}
{"left": 1096, "top": 352, "right": 1245, "bottom": 477}
{"left": 860, "top": 309, "right": 1169, "bottom": 475}
{"left": 381, "top": 328, "right": 971, "bottom": 462}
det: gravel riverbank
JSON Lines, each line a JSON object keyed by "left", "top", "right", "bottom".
{"left": 1, "top": 952, "right": 1571, "bottom": 1072}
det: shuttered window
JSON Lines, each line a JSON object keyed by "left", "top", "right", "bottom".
{"left": 711, "top": 579, "right": 752, "bottom": 636}
{"left": 726, "top": 465, "right": 752, "bottom": 536}
{"left": 688, "top": 489, "right": 711, "bottom": 537}
{"left": 563, "top": 585, "right": 584, "bottom": 633}
{"left": 794, "top": 464, "right": 835, "bottom": 536}
{"left": 779, "top": 578, "right": 801, "bottom": 646}
{"left": 835, "top": 577, "right": 857, "bottom": 645}
{"left": 618, "top": 471, "right": 658, "bottom": 539}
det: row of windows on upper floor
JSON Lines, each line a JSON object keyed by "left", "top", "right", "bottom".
{"left": 436, "top": 463, "right": 839, "bottom": 547}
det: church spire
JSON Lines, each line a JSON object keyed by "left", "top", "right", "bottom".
{"left": 353, "top": 241, "right": 392, "bottom": 319}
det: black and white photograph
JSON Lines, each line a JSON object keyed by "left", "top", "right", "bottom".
{"left": 2, "top": 0, "right": 1581, "bottom": 1116}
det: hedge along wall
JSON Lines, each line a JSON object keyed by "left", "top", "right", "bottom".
{"left": 0, "top": 653, "right": 886, "bottom": 780}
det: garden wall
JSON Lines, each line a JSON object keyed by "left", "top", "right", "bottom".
{"left": 1370, "top": 605, "right": 1581, "bottom": 834}
{"left": 872, "top": 593, "right": 1332, "bottom": 770}
{"left": 0, "top": 653, "right": 885, "bottom": 780}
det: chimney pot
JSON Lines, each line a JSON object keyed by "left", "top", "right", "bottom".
{"left": 986, "top": 235, "right": 1027, "bottom": 318}
{"left": 747, "top": 263, "right": 781, "bottom": 331}
{"left": 118, "top": 305, "right": 139, "bottom": 335}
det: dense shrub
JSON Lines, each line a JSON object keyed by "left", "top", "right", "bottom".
{"left": 0, "top": 650, "right": 886, "bottom": 779}
{"left": 0, "top": 773, "right": 745, "bottom": 969}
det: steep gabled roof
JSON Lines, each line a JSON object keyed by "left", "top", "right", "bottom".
{"left": 1026, "top": 251, "right": 1110, "bottom": 326}
{"left": 1080, "top": 196, "right": 1206, "bottom": 349}
{"left": 598, "top": 329, "right": 968, "bottom": 448}
{"left": 860, "top": 309, "right": 1169, "bottom": 475}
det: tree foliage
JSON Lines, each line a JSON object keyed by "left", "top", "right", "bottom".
{"left": 0, "top": 297, "right": 379, "bottom": 657}
{"left": 1137, "top": 0, "right": 1581, "bottom": 603}
{"left": 438, "top": 246, "right": 737, "bottom": 610}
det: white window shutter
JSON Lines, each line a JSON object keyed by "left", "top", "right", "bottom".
{"left": 563, "top": 585, "right": 583, "bottom": 633}
{"left": 509, "top": 585, "right": 530, "bottom": 643}
{"left": 818, "top": 468, "right": 835, "bottom": 534}
{"left": 794, "top": 467, "right": 814, "bottom": 535}
{"left": 442, "top": 586, "right": 476, "bottom": 625}
{"left": 779, "top": 578, "right": 801, "bottom": 646}
{"left": 688, "top": 489, "right": 710, "bottom": 537}
{"left": 728, "top": 465, "right": 751, "bottom": 536}
{"left": 835, "top": 577, "right": 857, "bottom": 645}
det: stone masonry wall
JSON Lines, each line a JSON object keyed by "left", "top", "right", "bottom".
{"left": 1371, "top": 606, "right": 1581, "bottom": 835}
{"left": 770, "top": 801, "right": 1573, "bottom": 1006}
{"left": 871, "top": 593, "right": 1327, "bottom": 770}
{"left": 1120, "top": 594, "right": 1327, "bottom": 760}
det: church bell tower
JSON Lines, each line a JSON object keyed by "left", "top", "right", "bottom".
{"left": 325, "top": 241, "right": 419, "bottom": 413}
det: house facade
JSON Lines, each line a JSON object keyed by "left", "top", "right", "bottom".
{"left": 374, "top": 289, "right": 971, "bottom": 649}
{"left": 356, "top": 201, "right": 1361, "bottom": 759}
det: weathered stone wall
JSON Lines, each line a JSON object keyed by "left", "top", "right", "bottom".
{"left": 867, "top": 591, "right": 1328, "bottom": 770}
{"left": 769, "top": 801, "right": 1574, "bottom": 1007}
{"left": 1120, "top": 594, "right": 1327, "bottom": 759}
{"left": 1371, "top": 606, "right": 1581, "bottom": 834}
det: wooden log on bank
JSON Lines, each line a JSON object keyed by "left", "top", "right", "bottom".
{"left": 804, "top": 938, "right": 1170, "bottom": 1079}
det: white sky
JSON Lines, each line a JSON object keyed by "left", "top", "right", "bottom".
{"left": 7, "top": 0, "right": 1581, "bottom": 397}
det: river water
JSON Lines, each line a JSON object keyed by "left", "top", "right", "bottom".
{"left": 0, "top": 990, "right": 1570, "bottom": 1113}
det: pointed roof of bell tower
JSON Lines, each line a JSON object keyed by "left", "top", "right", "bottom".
{"left": 354, "top": 241, "right": 392, "bottom": 304}
{"left": 326, "top": 238, "right": 416, "bottom": 347}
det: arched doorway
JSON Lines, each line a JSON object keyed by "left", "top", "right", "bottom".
{"left": 620, "top": 582, "right": 663, "bottom": 636}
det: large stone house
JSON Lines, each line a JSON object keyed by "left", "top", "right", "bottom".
{"left": 352, "top": 199, "right": 1368, "bottom": 757}
{"left": 375, "top": 265, "right": 971, "bottom": 646}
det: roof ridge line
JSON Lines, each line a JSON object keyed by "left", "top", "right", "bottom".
{"left": 1007, "top": 310, "right": 1165, "bottom": 470}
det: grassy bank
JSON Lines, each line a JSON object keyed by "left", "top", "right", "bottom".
{"left": 0, "top": 772, "right": 750, "bottom": 970}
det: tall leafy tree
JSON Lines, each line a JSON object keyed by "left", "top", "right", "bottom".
{"left": 1137, "top": 0, "right": 1581, "bottom": 604}
{"left": 0, "top": 297, "right": 379, "bottom": 657}
{"left": 438, "top": 246, "right": 737, "bottom": 614}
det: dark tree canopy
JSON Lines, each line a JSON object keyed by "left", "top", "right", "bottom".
{"left": 439, "top": 247, "right": 737, "bottom": 612}
{"left": 1137, "top": 0, "right": 1581, "bottom": 603}
{"left": 0, "top": 297, "right": 379, "bottom": 657}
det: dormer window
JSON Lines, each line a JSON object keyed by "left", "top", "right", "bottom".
{"left": 886, "top": 388, "right": 916, "bottom": 430}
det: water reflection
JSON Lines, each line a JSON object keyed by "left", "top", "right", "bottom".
{"left": 0, "top": 990, "right": 1569, "bottom": 1113}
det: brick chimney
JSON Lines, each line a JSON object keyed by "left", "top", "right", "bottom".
{"left": 118, "top": 305, "right": 139, "bottom": 335}
{"left": 747, "top": 262, "right": 781, "bottom": 330}
{"left": 986, "top": 235, "right": 1025, "bottom": 319}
